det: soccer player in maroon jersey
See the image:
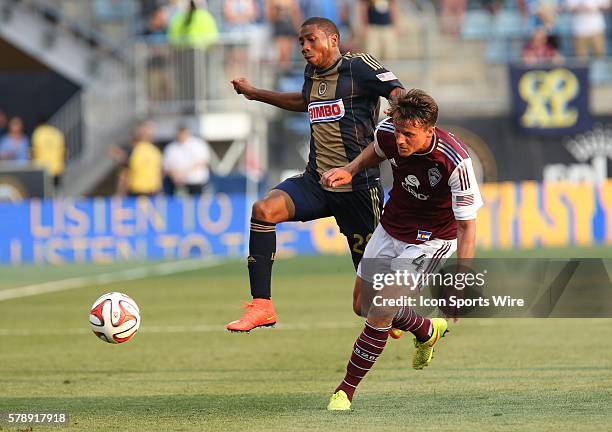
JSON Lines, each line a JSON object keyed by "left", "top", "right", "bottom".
{"left": 226, "top": 17, "right": 405, "bottom": 332}
{"left": 321, "top": 89, "right": 483, "bottom": 410}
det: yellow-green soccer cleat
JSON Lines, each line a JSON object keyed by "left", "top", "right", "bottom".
{"left": 389, "top": 328, "right": 404, "bottom": 339}
{"left": 412, "top": 318, "right": 449, "bottom": 370}
{"left": 327, "top": 390, "right": 351, "bottom": 411}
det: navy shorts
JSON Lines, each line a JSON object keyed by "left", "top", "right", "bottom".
{"left": 275, "top": 172, "right": 384, "bottom": 269}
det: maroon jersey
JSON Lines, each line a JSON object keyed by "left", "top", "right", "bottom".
{"left": 373, "top": 118, "right": 482, "bottom": 243}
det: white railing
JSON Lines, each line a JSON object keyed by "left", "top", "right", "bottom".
{"left": 134, "top": 32, "right": 274, "bottom": 115}
{"left": 48, "top": 92, "right": 83, "bottom": 163}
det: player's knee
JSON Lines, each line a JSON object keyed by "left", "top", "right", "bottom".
{"left": 251, "top": 199, "right": 279, "bottom": 223}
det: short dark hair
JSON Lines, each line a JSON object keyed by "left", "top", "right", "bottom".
{"left": 388, "top": 89, "right": 438, "bottom": 128}
{"left": 301, "top": 17, "right": 340, "bottom": 39}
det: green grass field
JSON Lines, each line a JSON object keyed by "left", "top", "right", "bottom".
{"left": 0, "top": 250, "right": 611, "bottom": 431}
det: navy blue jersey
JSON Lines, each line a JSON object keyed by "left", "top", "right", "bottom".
{"left": 301, "top": 52, "right": 404, "bottom": 192}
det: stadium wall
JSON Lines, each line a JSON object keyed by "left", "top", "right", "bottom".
{"left": 1, "top": 181, "right": 612, "bottom": 265}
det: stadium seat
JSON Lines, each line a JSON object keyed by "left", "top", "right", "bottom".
{"left": 485, "top": 38, "right": 511, "bottom": 63}
{"left": 591, "top": 59, "right": 612, "bottom": 85}
{"left": 492, "top": 10, "right": 528, "bottom": 39}
{"left": 555, "top": 13, "right": 573, "bottom": 37}
{"left": 461, "top": 10, "right": 492, "bottom": 40}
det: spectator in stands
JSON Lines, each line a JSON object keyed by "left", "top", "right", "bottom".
{"left": 144, "top": 5, "right": 169, "bottom": 41}
{"left": 358, "top": 0, "right": 400, "bottom": 60}
{"left": 266, "top": 0, "right": 303, "bottom": 72}
{"left": 167, "top": 0, "right": 218, "bottom": 112}
{"left": 0, "top": 110, "right": 7, "bottom": 137}
{"left": 0, "top": 117, "right": 29, "bottom": 163}
{"left": 523, "top": 0, "right": 560, "bottom": 31}
{"left": 522, "top": 26, "right": 564, "bottom": 65}
{"left": 224, "top": 0, "right": 259, "bottom": 32}
{"left": 32, "top": 118, "right": 65, "bottom": 189}
{"left": 482, "top": 0, "right": 504, "bottom": 16}
{"left": 126, "top": 126, "right": 162, "bottom": 197}
{"left": 566, "top": 0, "right": 609, "bottom": 60}
{"left": 521, "top": 0, "right": 561, "bottom": 49}
{"left": 163, "top": 124, "right": 211, "bottom": 196}
{"left": 441, "top": 0, "right": 467, "bottom": 37}
{"left": 113, "top": 120, "right": 160, "bottom": 196}
{"left": 168, "top": 0, "right": 219, "bottom": 49}
{"left": 144, "top": 6, "right": 173, "bottom": 101}
{"left": 164, "top": 0, "right": 182, "bottom": 23}
{"left": 223, "top": 0, "right": 260, "bottom": 79}
{"left": 140, "top": 0, "right": 158, "bottom": 19}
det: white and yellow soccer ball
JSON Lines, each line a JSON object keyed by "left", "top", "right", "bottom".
{"left": 89, "top": 292, "right": 140, "bottom": 344}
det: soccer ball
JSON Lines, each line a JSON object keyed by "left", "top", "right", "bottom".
{"left": 89, "top": 292, "right": 140, "bottom": 344}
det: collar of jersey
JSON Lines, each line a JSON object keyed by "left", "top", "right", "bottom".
{"left": 313, "top": 56, "right": 343, "bottom": 77}
{"left": 412, "top": 131, "right": 438, "bottom": 156}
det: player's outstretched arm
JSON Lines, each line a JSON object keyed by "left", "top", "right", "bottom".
{"left": 321, "top": 142, "right": 385, "bottom": 188}
{"left": 230, "top": 77, "right": 308, "bottom": 112}
{"left": 445, "top": 218, "right": 477, "bottom": 322}
{"left": 456, "top": 219, "right": 476, "bottom": 262}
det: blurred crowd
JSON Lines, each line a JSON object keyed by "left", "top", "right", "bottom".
{"left": 517, "top": 0, "right": 610, "bottom": 65}
{"left": 0, "top": 110, "right": 66, "bottom": 189}
{"left": 135, "top": 0, "right": 611, "bottom": 67}
{"left": 139, "top": 0, "right": 404, "bottom": 69}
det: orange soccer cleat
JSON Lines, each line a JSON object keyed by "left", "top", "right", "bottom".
{"left": 226, "top": 298, "right": 277, "bottom": 332}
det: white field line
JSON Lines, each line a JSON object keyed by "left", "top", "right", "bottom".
{"left": 0, "top": 258, "right": 221, "bottom": 303}
{"left": 0, "top": 322, "right": 361, "bottom": 337}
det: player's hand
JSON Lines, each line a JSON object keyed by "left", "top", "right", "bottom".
{"left": 231, "top": 77, "right": 256, "bottom": 100}
{"left": 321, "top": 168, "right": 352, "bottom": 188}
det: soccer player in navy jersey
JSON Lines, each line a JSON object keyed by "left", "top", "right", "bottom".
{"left": 321, "top": 89, "right": 483, "bottom": 410}
{"left": 226, "top": 17, "right": 405, "bottom": 332}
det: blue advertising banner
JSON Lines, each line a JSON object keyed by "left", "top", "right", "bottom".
{"left": 2, "top": 183, "right": 612, "bottom": 265}
{"left": 509, "top": 65, "right": 591, "bottom": 136}
{"left": 0, "top": 195, "right": 349, "bottom": 265}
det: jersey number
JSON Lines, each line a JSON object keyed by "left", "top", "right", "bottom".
{"left": 352, "top": 233, "right": 373, "bottom": 255}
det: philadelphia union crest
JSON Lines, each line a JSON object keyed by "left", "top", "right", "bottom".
{"left": 318, "top": 81, "right": 327, "bottom": 96}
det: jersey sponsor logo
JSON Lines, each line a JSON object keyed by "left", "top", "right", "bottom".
{"left": 404, "top": 175, "right": 420, "bottom": 188}
{"left": 376, "top": 71, "right": 398, "bottom": 82}
{"left": 308, "top": 99, "right": 345, "bottom": 124}
{"left": 318, "top": 81, "right": 327, "bottom": 96}
{"left": 401, "top": 174, "right": 430, "bottom": 200}
{"left": 416, "top": 230, "right": 432, "bottom": 241}
{"left": 428, "top": 167, "right": 442, "bottom": 187}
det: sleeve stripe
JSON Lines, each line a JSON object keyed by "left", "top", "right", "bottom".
{"left": 463, "top": 166, "right": 471, "bottom": 189}
{"left": 456, "top": 165, "right": 471, "bottom": 191}
{"left": 377, "top": 125, "right": 395, "bottom": 133}
{"left": 437, "top": 146, "right": 460, "bottom": 167}
{"left": 364, "top": 54, "right": 383, "bottom": 70}
{"left": 437, "top": 142, "right": 463, "bottom": 166}
{"left": 373, "top": 122, "right": 388, "bottom": 159}
{"left": 352, "top": 53, "right": 383, "bottom": 70}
